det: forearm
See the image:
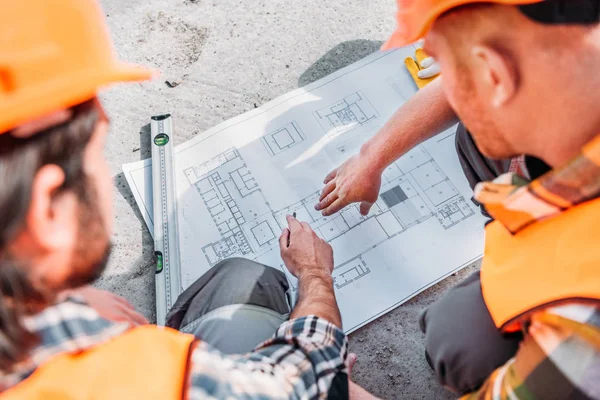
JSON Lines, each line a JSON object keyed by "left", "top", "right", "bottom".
{"left": 291, "top": 270, "right": 342, "bottom": 328}
{"left": 362, "top": 78, "right": 458, "bottom": 172}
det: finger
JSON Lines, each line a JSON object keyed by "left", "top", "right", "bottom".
{"left": 279, "top": 228, "right": 290, "bottom": 250}
{"left": 419, "top": 56, "right": 435, "bottom": 69}
{"left": 322, "top": 199, "right": 344, "bottom": 217}
{"left": 316, "top": 192, "right": 339, "bottom": 211}
{"left": 323, "top": 168, "right": 338, "bottom": 184}
{"left": 301, "top": 222, "right": 311, "bottom": 231}
{"left": 347, "top": 353, "right": 358, "bottom": 373}
{"left": 286, "top": 214, "right": 302, "bottom": 232}
{"left": 417, "top": 62, "right": 441, "bottom": 79}
{"left": 319, "top": 180, "right": 336, "bottom": 202}
{"left": 359, "top": 201, "right": 374, "bottom": 216}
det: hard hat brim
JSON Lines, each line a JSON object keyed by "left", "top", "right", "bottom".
{"left": 381, "top": 0, "right": 544, "bottom": 50}
{"left": 110, "top": 62, "right": 155, "bottom": 84}
{"left": 1, "top": 62, "right": 154, "bottom": 134}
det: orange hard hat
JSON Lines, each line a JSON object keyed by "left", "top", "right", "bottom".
{"left": 0, "top": 0, "right": 152, "bottom": 134}
{"left": 382, "top": 0, "right": 544, "bottom": 50}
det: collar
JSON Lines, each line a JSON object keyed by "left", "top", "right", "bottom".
{"left": 1, "top": 297, "right": 129, "bottom": 391}
{"left": 474, "top": 135, "right": 600, "bottom": 234}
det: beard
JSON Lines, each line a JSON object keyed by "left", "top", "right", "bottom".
{"left": 447, "top": 66, "right": 518, "bottom": 160}
{"left": 60, "top": 178, "right": 112, "bottom": 290}
{"left": 0, "top": 181, "right": 112, "bottom": 313}
{"left": 66, "top": 241, "right": 111, "bottom": 289}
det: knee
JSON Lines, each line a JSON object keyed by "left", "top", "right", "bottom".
{"left": 213, "top": 258, "right": 289, "bottom": 291}
{"left": 419, "top": 274, "right": 520, "bottom": 393}
{"left": 422, "top": 309, "right": 485, "bottom": 394}
{"left": 214, "top": 257, "right": 268, "bottom": 276}
{"left": 421, "top": 311, "right": 521, "bottom": 394}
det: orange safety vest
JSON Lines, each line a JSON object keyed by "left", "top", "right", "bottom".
{"left": 1, "top": 325, "right": 195, "bottom": 399}
{"left": 481, "top": 197, "right": 600, "bottom": 333}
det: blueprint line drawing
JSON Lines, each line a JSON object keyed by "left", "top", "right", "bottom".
{"left": 334, "top": 257, "right": 371, "bottom": 289}
{"left": 335, "top": 136, "right": 362, "bottom": 155}
{"left": 183, "top": 144, "right": 475, "bottom": 290}
{"left": 184, "top": 150, "right": 276, "bottom": 265}
{"left": 314, "top": 91, "right": 379, "bottom": 138}
{"left": 437, "top": 131, "right": 455, "bottom": 144}
{"left": 436, "top": 197, "right": 476, "bottom": 229}
{"left": 123, "top": 46, "right": 486, "bottom": 334}
{"left": 261, "top": 121, "right": 306, "bottom": 156}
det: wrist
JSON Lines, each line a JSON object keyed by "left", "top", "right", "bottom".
{"left": 297, "top": 266, "right": 333, "bottom": 284}
{"left": 293, "top": 266, "right": 342, "bottom": 328}
{"left": 359, "top": 141, "right": 388, "bottom": 175}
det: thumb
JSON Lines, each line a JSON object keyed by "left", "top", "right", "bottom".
{"left": 279, "top": 228, "right": 290, "bottom": 250}
{"left": 359, "top": 201, "right": 373, "bottom": 216}
{"left": 347, "top": 353, "right": 358, "bottom": 374}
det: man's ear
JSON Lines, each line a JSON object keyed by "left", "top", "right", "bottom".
{"left": 471, "top": 45, "right": 518, "bottom": 108}
{"left": 26, "top": 165, "right": 77, "bottom": 252}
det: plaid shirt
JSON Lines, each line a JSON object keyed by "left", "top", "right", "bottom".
{"left": 464, "top": 136, "right": 600, "bottom": 400}
{"left": 1, "top": 298, "right": 348, "bottom": 399}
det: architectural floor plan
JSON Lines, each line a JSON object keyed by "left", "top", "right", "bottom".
{"left": 183, "top": 145, "right": 474, "bottom": 293}
{"left": 124, "top": 46, "right": 486, "bottom": 333}
{"left": 261, "top": 122, "right": 305, "bottom": 156}
{"left": 315, "top": 91, "right": 379, "bottom": 139}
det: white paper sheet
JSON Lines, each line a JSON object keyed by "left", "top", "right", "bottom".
{"left": 123, "top": 46, "right": 486, "bottom": 333}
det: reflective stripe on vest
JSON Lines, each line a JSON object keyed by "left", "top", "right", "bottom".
{"left": 481, "top": 197, "right": 600, "bottom": 333}
{"left": 1, "top": 325, "right": 195, "bottom": 399}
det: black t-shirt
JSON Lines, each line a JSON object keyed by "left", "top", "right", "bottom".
{"left": 525, "top": 156, "right": 551, "bottom": 180}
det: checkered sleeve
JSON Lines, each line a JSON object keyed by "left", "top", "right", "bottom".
{"left": 187, "top": 316, "right": 349, "bottom": 400}
{"left": 461, "top": 305, "right": 600, "bottom": 400}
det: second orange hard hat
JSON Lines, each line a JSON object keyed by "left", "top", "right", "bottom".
{"left": 382, "top": 0, "right": 544, "bottom": 50}
{"left": 0, "top": 0, "right": 152, "bottom": 135}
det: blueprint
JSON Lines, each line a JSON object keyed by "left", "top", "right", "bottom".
{"left": 123, "top": 46, "right": 486, "bottom": 333}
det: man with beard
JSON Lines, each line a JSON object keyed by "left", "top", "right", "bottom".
{"left": 0, "top": 0, "right": 351, "bottom": 398}
{"left": 320, "top": 0, "right": 600, "bottom": 397}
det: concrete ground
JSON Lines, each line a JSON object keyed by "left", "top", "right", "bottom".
{"left": 98, "top": 0, "right": 480, "bottom": 398}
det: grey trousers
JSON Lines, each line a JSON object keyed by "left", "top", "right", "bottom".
{"left": 166, "top": 258, "right": 291, "bottom": 354}
{"left": 419, "top": 272, "right": 523, "bottom": 394}
{"left": 418, "top": 125, "right": 525, "bottom": 394}
{"left": 166, "top": 258, "right": 350, "bottom": 399}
